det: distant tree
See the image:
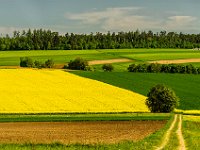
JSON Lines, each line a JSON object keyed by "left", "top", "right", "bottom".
{"left": 127, "top": 64, "right": 138, "bottom": 72}
{"left": 146, "top": 84, "right": 179, "bottom": 113}
{"left": 67, "top": 57, "right": 88, "bottom": 70}
{"left": 34, "top": 60, "right": 43, "bottom": 69}
{"left": 44, "top": 59, "right": 54, "bottom": 68}
{"left": 20, "top": 57, "right": 34, "bottom": 67}
{"left": 102, "top": 64, "right": 114, "bottom": 72}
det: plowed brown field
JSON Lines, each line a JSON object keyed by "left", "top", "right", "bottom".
{"left": 0, "top": 121, "right": 166, "bottom": 144}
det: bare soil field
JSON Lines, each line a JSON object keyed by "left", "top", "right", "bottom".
{"left": 88, "top": 58, "right": 133, "bottom": 65}
{"left": 0, "top": 66, "right": 20, "bottom": 69}
{"left": 149, "top": 58, "right": 200, "bottom": 64}
{"left": 0, "top": 121, "right": 166, "bottom": 144}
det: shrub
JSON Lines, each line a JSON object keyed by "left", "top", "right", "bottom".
{"left": 102, "top": 64, "right": 114, "bottom": 72}
{"left": 44, "top": 59, "right": 54, "bottom": 68}
{"left": 67, "top": 57, "right": 88, "bottom": 70}
{"left": 84, "top": 66, "right": 94, "bottom": 71}
{"left": 34, "top": 60, "right": 43, "bottom": 69}
{"left": 20, "top": 57, "right": 34, "bottom": 67}
{"left": 127, "top": 64, "right": 138, "bottom": 72}
{"left": 146, "top": 84, "right": 179, "bottom": 113}
{"left": 147, "top": 63, "right": 161, "bottom": 73}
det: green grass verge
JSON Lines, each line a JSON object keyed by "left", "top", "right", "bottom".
{"left": 183, "top": 119, "right": 200, "bottom": 149}
{"left": 0, "top": 114, "right": 173, "bottom": 150}
{"left": 162, "top": 116, "right": 179, "bottom": 150}
{"left": 0, "top": 113, "right": 169, "bottom": 122}
{"left": 72, "top": 72, "right": 200, "bottom": 110}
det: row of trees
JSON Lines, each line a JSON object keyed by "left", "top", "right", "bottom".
{"left": 128, "top": 63, "right": 200, "bottom": 74}
{"left": 20, "top": 57, "right": 54, "bottom": 68}
{"left": 1, "top": 29, "right": 200, "bottom": 50}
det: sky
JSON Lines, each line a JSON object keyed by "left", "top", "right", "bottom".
{"left": 0, "top": 0, "right": 200, "bottom": 35}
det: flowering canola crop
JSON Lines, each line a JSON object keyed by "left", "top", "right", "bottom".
{"left": 0, "top": 69, "right": 148, "bottom": 113}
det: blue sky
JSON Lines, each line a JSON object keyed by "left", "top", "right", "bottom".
{"left": 0, "top": 0, "right": 200, "bottom": 35}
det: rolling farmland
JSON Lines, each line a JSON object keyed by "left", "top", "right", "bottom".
{"left": 1, "top": 49, "right": 200, "bottom": 67}
{"left": 0, "top": 49, "right": 199, "bottom": 149}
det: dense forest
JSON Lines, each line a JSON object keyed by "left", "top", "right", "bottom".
{"left": 1, "top": 29, "right": 200, "bottom": 50}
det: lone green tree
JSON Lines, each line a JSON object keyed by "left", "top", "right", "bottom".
{"left": 146, "top": 84, "right": 179, "bottom": 113}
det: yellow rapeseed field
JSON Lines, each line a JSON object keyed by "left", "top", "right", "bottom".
{"left": 0, "top": 69, "right": 148, "bottom": 113}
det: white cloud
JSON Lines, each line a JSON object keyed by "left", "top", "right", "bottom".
{"left": 165, "top": 16, "right": 197, "bottom": 27}
{"left": 160, "top": 15, "right": 198, "bottom": 32}
{"left": 65, "top": 7, "right": 199, "bottom": 33}
{"left": 65, "top": 7, "right": 146, "bottom": 30}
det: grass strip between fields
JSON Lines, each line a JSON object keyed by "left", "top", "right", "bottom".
{"left": 155, "top": 114, "right": 178, "bottom": 150}
{"left": 182, "top": 115, "right": 200, "bottom": 149}
{"left": 0, "top": 113, "right": 170, "bottom": 122}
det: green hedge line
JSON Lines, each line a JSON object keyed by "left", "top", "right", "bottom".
{"left": 128, "top": 63, "right": 200, "bottom": 74}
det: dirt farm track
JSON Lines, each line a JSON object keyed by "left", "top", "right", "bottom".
{"left": 0, "top": 121, "right": 166, "bottom": 144}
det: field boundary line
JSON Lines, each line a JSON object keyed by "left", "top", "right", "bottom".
{"left": 177, "top": 114, "right": 186, "bottom": 150}
{"left": 88, "top": 58, "right": 133, "bottom": 65}
{"left": 155, "top": 114, "right": 178, "bottom": 150}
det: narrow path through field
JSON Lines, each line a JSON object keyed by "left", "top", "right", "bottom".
{"left": 155, "top": 114, "right": 178, "bottom": 150}
{"left": 155, "top": 114, "right": 186, "bottom": 150}
{"left": 177, "top": 115, "right": 186, "bottom": 150}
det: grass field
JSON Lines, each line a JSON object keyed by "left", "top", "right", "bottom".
{"left": 73, "top": 72, "right": 200, "bottom": 110}
{"left": 183, "top": 115, "right": 200, "bottom": 149}
{"left": 1, "top": 49, "right": 200, "bottom": 66}
{"left": 0, "top": 113, "right": 170, "bottom": 122}
{"left": 0, "top": 69, "right": 148, "bottom": 113}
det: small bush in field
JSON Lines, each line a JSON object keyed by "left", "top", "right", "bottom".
{"left": 67, "top": 57, "right": 88, "bottom": 70}
{"left": 102, "top": 64, "right": 114, "bottom": 72}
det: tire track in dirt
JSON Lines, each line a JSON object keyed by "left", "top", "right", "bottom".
{"left": 155, "top": 114, "right": 178, "bottom": 150}
{"left": 177, "top": 115, "right": 186, "bottom": 150}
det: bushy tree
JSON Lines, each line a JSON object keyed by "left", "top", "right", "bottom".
{"left": 20, "top": 57, "right": 34, "bottom": 67}
{"left": 67, "top": 57, "right": 88, "bottom": 70}
{"left": 146, "top": 84, "right": 179, "bottom": 113}
{"left": 102, "top": 64, "right": 114, "bottom": 72}
{"left": 34, "top": 60, "right": 42, "bottom": 69}
{"left": 44, "top": 59, "right": 54, "bottom": 68}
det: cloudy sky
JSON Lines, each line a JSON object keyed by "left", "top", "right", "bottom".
{"left": 0, "top": 0, "right": 200, "bottom": 35}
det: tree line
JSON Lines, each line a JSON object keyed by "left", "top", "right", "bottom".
{"left": 128, "top": 63, "right": 200, "bottom": 74}
{"left": 1, "top": 29, "right": 200, "bottom": 50}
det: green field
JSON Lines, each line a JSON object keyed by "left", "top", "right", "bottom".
{"left": 1, "top": 49, "right": 200, "bottom": 66}
{"left": 183, "top": 115, "right": 200, "bottom": 149}
{"left": 0, "top": 113, "right": 170, "bottom": 122}
{"left": 73, "top": 72, "right": 200, "bottom": 110}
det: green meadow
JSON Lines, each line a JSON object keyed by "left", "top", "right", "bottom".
{"left": 1, "top": 49, "right": 200, "bottom": 66}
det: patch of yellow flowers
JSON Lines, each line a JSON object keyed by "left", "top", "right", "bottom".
{"left": 183, "top": 115, "right": 200, "bottom": 122}
{"left": 0, "top": 69, "right": 149, "bottom": 113}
